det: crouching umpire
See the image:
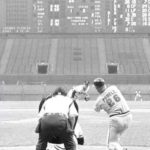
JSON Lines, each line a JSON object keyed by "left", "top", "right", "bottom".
{"left": 35, "top": 87, "right": 78, "bottom": 150}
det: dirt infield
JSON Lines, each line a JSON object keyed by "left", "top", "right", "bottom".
{"left": 0, "top": 145, "right": 150, "bottom": 150}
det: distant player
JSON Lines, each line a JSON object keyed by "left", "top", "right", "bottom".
{"left": 67, "top": 81, "right": 90, "bottom": 102}
{"left": 93, "top": 78, "right": 132, "bottom": 150}
{"left": 134, "top": 90, "right": 143, "bottom": 102}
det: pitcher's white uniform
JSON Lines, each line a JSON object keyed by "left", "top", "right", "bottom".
{"left": 67, "top": 84, "right": 90, "bottom": 100}
{"left": 94, "top": 85, "right": 132, "bottom": 150}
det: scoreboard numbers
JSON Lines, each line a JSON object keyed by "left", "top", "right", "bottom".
{"left": 0, "top": 0, "right": 150, "bottom": 33}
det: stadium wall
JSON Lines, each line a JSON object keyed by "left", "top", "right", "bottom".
{"left": 0, "top": 74, "right": 150, "bottom": 84}
{"left": 0, "top": 74, "right": 150, "bottom": 101}
{"left": 0, "top": 83, "right": 149, "bottom": 101}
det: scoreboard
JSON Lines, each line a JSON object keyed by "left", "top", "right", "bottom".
{"left": 0, "top": 0, "right": 150, "bottom": 33}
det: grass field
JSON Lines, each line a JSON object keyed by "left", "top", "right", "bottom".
{"left": 0, "top": 100, "right": 150, "bottom": 149}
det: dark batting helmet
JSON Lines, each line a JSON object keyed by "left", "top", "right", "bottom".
{"left": 93, "top": 78, "right": 105, "bottom": 88}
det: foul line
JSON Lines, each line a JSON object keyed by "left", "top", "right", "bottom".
{"left": 0, "top": 108, "right": 150, "bottom": 112}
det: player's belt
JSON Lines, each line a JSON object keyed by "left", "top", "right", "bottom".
{"left": 109, "top": 111, "right": 130, "bottom": 117}
{"left": 44, "top": 113, "right": 67, "bottom": 118}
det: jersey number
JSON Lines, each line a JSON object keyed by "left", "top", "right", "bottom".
{"left": 106, "top": 94, "right": 121, "bottom": 107}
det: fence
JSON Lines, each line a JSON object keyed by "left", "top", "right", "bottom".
{"left": 0, "top": 82, "right": 150, "bottom": 101}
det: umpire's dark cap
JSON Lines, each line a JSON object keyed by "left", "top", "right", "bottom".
{"left": 52, "top": 87, "right": 67, "bottom": 96}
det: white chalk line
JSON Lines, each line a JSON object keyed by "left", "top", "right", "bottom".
{"left": 0, "top": 108, "right": 149, "bottom": 124}
{"left": 0, "top": 108, "right": 150, "bottom": 112}
{"left": 0, "top": 118, "right": 37, "bottom": 124}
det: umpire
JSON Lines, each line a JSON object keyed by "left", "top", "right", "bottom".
{"left": 36, "top": 87, "right": 78, "bottom": 150}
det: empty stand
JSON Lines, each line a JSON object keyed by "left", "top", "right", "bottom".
{"left": 56, "top": 37, "right": 102, "bottom": 75}
{"left": 63, "top": 38, "right": 72, "bottom": 74}
{"left": 75, "top": 38, "right": 84, "bottom": 75}
{"left": 104, "top": 37, "right": 150, "bottom": 74}
{"left": 0, "top": 39, "right": 12, "bottom": 74}
{"left": 48, "top": 39, "right": 58, "bottom": 74}
{"left": 90, "top": 38, "right": 100, "bottom": 74}
{"left": 5, "top": 39, "right": 20, "bottom": 74}
{"left": 97, "top": 38, "right": 107, "bottom": 74}
{"left": 1, "top": 36, "right": 150, "bottom": 76}
{"left": 5, "top": 39, "right": 53, "bottom": 74}
{"left": 56, "top": 38, "right": 65, "bottom": 74}
{"left": 83, "top": 38, "right": 92, "bottom": 74}
{"left": 0, "top": 39, "right": 7, "bottom": 60}
{"left": 71, "top": 38, "right": 78, "bottom": 75}
{"left": 143, "top": 38, "right": 150, "bottom": 72}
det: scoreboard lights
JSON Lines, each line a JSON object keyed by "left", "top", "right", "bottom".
{"left": 0, "top": 0, "right": 150, "bottom": 33}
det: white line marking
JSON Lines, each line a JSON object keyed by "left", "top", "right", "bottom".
{"left": 1, "top": 108, "right": 148, "bottom": 124}
{"left": 1, "top": 118, "right": 37, "bottom": 124}
{"left": 0, "top": 108, "right": 150, "bottom": 112}
{"left": 81, "top": 108, "right": 150, "bottom": 113}
{"left": 131, "top": 109, "right": 150, "bottom": 112}
{"left": 0, "top": 109, "right": 36, "bottom": 112}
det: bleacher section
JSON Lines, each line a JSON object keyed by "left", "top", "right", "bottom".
{"left": 56, "top": 38, "right": 104, "bottom": 75}
{"left": 105, "top": 38, "right": 150, "bottom": 74}
{"left": 0, "top": 39, "right": 12, "bottom": 74}
{"left": 4, "top": 39, "right": 52, "bottom": 74}
{"left": 0, "top": 39, "right": 6, "bottom": 60}
{"left": 0, "top": 36, "right": 150, "bottom": 78}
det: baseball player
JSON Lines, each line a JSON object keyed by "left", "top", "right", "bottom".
{"left": 93, "top": 78, "right": 132, "bottom": 150}
{"left": 36, "top": 100, "right": 84, "bottom": 145}
{"left": 67, "top": 81, "right": 90, "bottom": 101}
{"left": 134, "top": 90, "right": 143, "bottom": 102}
{"left": 36, "top": 87, "right": 78, "bottom": 150}
{"left": 50, "top": 82, "right": 90, "bottom": 150}
{"left": 51, "top": 81, "right": 89, "bottom": 150}
{"left": 67, "top": 81, "right": 90, "bottom": 141}
{"left": 52, "top": 122, "right": 84, "bottom": 150}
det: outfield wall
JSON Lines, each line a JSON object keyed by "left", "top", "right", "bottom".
{"left": 0, "top": 74, "right": 150, "bottom": 101}
{"left": 0, "top": 84, "right": 149, "bottom": 101}
{"left": 0, "top": 74, "right": 150, "bottom": 84}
